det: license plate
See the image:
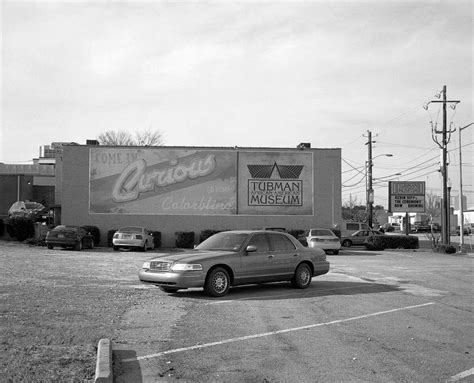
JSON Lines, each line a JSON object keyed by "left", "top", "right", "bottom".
{"left": 58, "top": 234, "right": 64, "bottom": 238}
{"left": 123, "top": 234, "right": 131, "bottom": 239}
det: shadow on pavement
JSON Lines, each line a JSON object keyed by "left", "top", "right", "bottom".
{"left": 172, "top": 280, "right": 401, "bottom": 301}
{"left": 114, "top": 349, "right": 143, "bottom": 383}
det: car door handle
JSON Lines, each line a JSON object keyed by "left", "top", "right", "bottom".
{"left": 268, "top": 255, "right": 274, "bottom": 259}
{"left": 293, "top": 254, "right": 299, "bottom": 257}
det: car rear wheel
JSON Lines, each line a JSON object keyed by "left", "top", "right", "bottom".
{"left": 47, "top": 244, "right": 53, "bottom": 249}
{"left": 204, "top": 267, "right": 230, "bottom": 297}
{"left": 342, "top": 240, "right": 352, "bottom": 247}
{"left": 159, "top": 286, "right": 179, "bottom": 294}
{"left": 291, "top": 263, "right": 312, "bottom": 289}
{"left": 113, "top": 246, "right": 119, "bottom": 251}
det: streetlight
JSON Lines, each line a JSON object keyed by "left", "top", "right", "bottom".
{"left": 367, "top": 153, "right": 393, "bottom": 228}
{"left": 458, "top": 122, "right": 473, "bottom": 252}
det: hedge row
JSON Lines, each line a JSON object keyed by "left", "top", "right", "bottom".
{"left": 364, "top": 235, "right": 419, "bottom": 250}
{"left": 3, "top": 217, "right": 35, "bottom": 242}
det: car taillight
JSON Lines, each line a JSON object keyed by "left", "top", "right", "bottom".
{"left": 113, "top": 233, "right": 119, "bottom": 238}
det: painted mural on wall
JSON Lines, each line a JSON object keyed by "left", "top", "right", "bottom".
{"left": 89, "top": 148, "right": 314, "bottom": 215}
{"left": 237, "top": 151, "right": 313, "bottom": 215}
{"left": 89, "top": 148, "right": 237, "bottom": 215}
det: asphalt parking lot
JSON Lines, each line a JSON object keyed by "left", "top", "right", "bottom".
{"left": 112, "top": 247, "right": 474, "bottom": 382}
{"left": 1, "top": 241, "right": 472, "bottom": 382}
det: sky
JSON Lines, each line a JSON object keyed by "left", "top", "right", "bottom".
{"left": 1, "top": 0, "right": 473, "bottom": 208}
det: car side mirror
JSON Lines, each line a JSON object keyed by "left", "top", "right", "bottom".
{"left": 246, "top": 245, "right": 257, "bottom": 253}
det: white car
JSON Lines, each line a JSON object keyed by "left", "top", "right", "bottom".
{"left": 306, "top": 228, "right": 341, "bottom": 255}
{"left": 113, "top": 226, "right": 155, "bottom": 251}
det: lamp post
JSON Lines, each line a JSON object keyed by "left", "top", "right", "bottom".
{"left": 458, "top": 122, "right": 473, "bottom": 251}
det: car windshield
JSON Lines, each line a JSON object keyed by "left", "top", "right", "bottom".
{"left": 196, "top": 232, "right": 249, "bottom": 251}
{"left": 310, "top": 229, "right": 333, "bottom": 236}
{"left": 119, "top": 227, "right": 142, "bottom": 233}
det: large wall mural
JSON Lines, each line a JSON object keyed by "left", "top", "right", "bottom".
{"left": 89, "top": 148, "right": 313, "bottom": 215}
{"left": 89, "top": 148, "right": 237, "bottom": 215}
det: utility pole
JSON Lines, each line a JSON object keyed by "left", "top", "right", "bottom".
{"left": 365, "top": 130, "right": 374, "bottom": 228}
{"left": 429, "top": 85, "right": 460, "bottom": 245}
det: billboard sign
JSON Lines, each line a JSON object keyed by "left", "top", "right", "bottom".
{"left": 237, "top": 151, "right": 313, "bottom": 215}
{"left": 89, "top": 148, "right": 237, "bottom": 215}
{"left": 388, "top": 181, "right": 425, "bottom": 213}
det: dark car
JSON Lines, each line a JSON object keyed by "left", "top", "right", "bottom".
{"left": 139, "top": 230, "right": 330, "bottom": 297}
{"left": 454, "top": 225, "right": 471, "bottom": 236}
{"left": 341, "top": 230, "right": 383, "bottom": 247}
{"left": 412, "top": 222, "right": 431, "bottom": 233}
{"left": 45, "top": 225, "right": 94, "bottom": 250}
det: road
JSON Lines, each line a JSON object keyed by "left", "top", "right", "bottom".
{"left": 113, "top": 249, "right": 474, "bottom": 382}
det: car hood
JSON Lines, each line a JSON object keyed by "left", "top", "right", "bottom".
{"left": 147, "top": 249, "right": 236, "bottom": 263}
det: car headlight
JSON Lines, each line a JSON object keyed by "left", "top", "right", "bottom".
{"left": 170, "top": 263, "right": 203, "bottom": 272}
{"left": 142, "top": 261, "right": 151, "bottom": 269}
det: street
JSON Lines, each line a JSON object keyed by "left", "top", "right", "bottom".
{"left": 113, "top": 249, "right": 473, "bottom": 382}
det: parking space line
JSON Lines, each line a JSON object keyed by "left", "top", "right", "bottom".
{"left": 122, "top": 302, "right": 435, "bottom": 363}
{"left": 446, "top": 367, "right": 474, "bottom": 382}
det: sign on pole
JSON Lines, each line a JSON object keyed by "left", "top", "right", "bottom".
{"left": 388, "top": 181, "right": 425, "bottom": 213}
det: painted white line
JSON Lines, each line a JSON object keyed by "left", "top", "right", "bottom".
{"left": 446, "top": 367, "right": 474, "bottom": 382}
{"left": 122, "top": 302, "right": 435, "bottom": 363}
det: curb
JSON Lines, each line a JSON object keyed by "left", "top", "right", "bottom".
{"left": 94, "top": 338, "right": 113, "bottom": 383}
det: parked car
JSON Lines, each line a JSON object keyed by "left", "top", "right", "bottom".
{"left": 8, "top": 201, "right": 48, "bottom": 221}
{"left": 306, "top": 228, "right": 341, "bottom": 255}
{"left": 113, "top": 226, "right": 155, "bottom": 251}
{"left": 341, "top": 230, "right": 383, "bottom": 247}
{"left": 139, "top": 230, "right": 330, "bottom": 297}
{"left": 412, "top": 221, "right": 431, "bottom": 233}
{"left": 45, "top": 225, "right": 94, "bottom": 250}
{"left": 453, "top": 225, "right": 471, "bottom": 236}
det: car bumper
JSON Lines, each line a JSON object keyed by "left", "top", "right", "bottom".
{"left": 308, "top": 242, "right": 341, "bottom": 251}
{"left": 138, "top": 269, "right": 205, "bottom": 289}
{"left": 113, "top": 239, "right": 145, "bottom": 248}
{"left": 313, "top": 261, "right": 330, "bottom": 276}
{"left": 46, "top": 239, "right": 79, "bottom": 247}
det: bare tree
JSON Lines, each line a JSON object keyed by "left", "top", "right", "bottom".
{"left": 97, "top": 129, "right": 164, "bottom": 146}
{"left": 134, "top": 128, "right": 164, "bottom": 146}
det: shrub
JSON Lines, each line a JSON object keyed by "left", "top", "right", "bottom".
{"left": 82, "top": 225, "right": 101, "bottom": 246}
{"left": 288, "top": 229, "right": 307, "bottom": 246}
{"left": 151, "top": 231, "right": 161, "bottom": 248}
{"left": 437, "top": 243, "right": 456, "bottom": 254}
{"left": 6, "top": 217, "right": 35, "bottom": 242}
{"left": 175, "top": 231, "right": 195, "bottom": 248}
{"left": 330, "top": 228, "right": 341, "bottom": 239}
{"left": 364, "top": 235, "right": 419, "bottom": 250}
{"left": 287, "top": 229, "right": 305, "bottom": 239}
{"left": 0, "top": 218, "right": 4, "bottom": 237}
{"left": 199, "top": 229, "right": 221, "bottom": 243}
{"left": 107, "top": 229, "right": 117, "bottom": 247}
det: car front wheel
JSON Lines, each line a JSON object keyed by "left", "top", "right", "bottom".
{"left": 291, "top": 263, "right": 312, "bottom": 289}
{"left": 204, "top": 267, "right": 230, "bottom": 297}
{"left": 342, "top": 240, "right": 352, "bottom": 247}
{"left": 75, "top": 240, "right": 83, "bottom": 251}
